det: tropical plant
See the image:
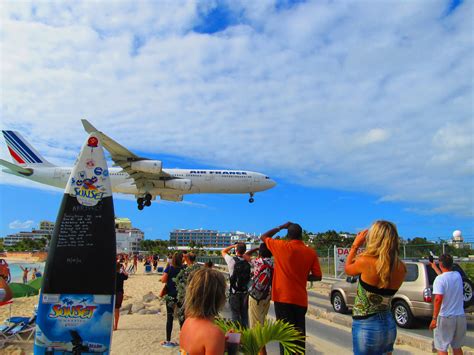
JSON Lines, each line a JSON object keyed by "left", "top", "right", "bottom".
{"left": 214, "top": 318, "right": 305, "bottom": 355}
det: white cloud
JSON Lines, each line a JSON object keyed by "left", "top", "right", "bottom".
{"left": 9, "top": 219, "right": 35, "bottom": 230}
{"left": 0, "top": 0, "right": 472, "bottom": 217}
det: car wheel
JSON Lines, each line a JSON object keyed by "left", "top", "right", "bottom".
{"left": 331, "top": 291, "right": 348, "bottom": 314}
{"left": 392, "top": 300, "right": 414, "bottom": 328}
{"left": 463, "top": 278, "right": 474, "bottom": 308}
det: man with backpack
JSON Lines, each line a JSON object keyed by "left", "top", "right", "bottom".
{"left": 247, "top": 243, "right": 273, "bottom": 329}
{"left": 222, "top": 242, "right": 251, "bottom": 328}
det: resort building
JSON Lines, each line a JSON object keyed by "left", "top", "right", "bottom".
{"left": 3, "top": 218, "right": 145, "bottom": 253}
{"left": 4, "top": 220, "right": 54, "bottom": 247}
{"left": 115, "top": 217, "right": 144, "bottom": 254}
{"left": 169, "top": 229, "right": 256, "bottom": 248}
{"left": 4, "top": 230, "right": 50, "bottom": 247}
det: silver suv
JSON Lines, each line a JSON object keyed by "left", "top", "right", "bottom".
{"left": 330, "top": 261, "right": 474, "bottom": 328}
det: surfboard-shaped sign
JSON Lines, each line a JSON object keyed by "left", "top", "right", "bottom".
{"left": 34, "top": 133, "right": 116, "bottom": 354}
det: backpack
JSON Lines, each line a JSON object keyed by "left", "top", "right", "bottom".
{"left": 248, "top": 259, "right": 273, "bottom": 302}
{"left": 229, "top": 257, "right": 251, "bottom": 293}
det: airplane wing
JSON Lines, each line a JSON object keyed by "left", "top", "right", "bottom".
{"left": 81, "top": 119, "right": 171, "bottom": 193}
{"left": 0, "top": 159, "right": 33, "bottom": 176}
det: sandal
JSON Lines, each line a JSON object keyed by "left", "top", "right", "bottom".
{"left": 161, "top": 341, "right": 178, "bottom": 348}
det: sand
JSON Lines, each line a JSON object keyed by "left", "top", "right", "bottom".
{"left": 0, "top": 262, "right": 179, "bottom": 354}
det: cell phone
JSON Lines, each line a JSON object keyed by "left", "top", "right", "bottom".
{"left": 428, "top": 255, "right": 434, "bottom": 263}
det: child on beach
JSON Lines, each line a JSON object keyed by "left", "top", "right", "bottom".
{"left": 179, "top": 267, "right": 227, "bottom": 354}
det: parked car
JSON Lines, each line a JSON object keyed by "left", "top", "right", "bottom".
{"left": 330, "top": 261, "right": 474, "bottom": 328}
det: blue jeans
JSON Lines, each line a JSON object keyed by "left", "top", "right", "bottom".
{"left": 352, "top": 310, "right": 397, "bottom": 355}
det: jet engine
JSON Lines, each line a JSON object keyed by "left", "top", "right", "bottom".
{"left": 130, "top": 160, "right": 162, "bottom": 174}
{"left": 165, "top": 179, "right": 192, "bottom": 191}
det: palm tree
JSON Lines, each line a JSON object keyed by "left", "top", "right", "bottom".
{"left": 215, "top": 318, "right": 305, "bottom": 355}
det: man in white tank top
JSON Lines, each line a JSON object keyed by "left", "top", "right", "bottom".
{"left": 429, "top": 254, "right": 466, "bottom": 355}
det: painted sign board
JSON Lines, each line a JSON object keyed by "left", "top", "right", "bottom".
{"left": 35, "top": 133, "right": 116, "bottom": 354}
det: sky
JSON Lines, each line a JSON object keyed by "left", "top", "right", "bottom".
{"left": 0, "top": 0, "right": 472, "bottom": 243}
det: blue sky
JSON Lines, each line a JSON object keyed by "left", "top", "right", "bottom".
{"left": 0, "top": 0, "right": 472, "bottom": 243}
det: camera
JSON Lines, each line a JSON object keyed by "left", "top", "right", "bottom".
{"left": 428, "top": 255, "right": 434, "bottom": 263}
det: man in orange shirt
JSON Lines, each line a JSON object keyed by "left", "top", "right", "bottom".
{"left": 261, "top": 222, "right": 322, "bottom": 354}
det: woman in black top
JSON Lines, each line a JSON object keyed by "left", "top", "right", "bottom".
{"left": 160, "top": 252, "right": 184, "bottom": 348}
{"left": 114, "top": 263, "right": 128, "bottom": 331}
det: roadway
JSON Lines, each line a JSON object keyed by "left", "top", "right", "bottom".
{"left": 221, "top": 296, "right": 428, "bottom": 354}
{"left": 307, "top": 289, "right": 474, "bottom": 349}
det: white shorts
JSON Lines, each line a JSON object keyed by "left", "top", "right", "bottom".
{"left": 434, "top": 315, "right": 466, "bottom": 351}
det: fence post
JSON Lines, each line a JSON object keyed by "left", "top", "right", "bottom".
{"left": 327, "top": 248, "right": 330, "bottom": 278}
{"left": 403, "top": 244, "right": 406, "bottom": 259}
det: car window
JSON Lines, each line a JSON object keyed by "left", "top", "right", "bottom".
{"left": 404, "top": 264, "right": 419, "bottom": 282}
{"left": 453, "top": 264, "right": 467, "bottom": 278}
{"left": 426, "top": 265, "right": 438, "bottom": 285}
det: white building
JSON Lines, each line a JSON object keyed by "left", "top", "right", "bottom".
{"left": 448, "top": 230, "right": 470, "bottom": 249}
{"left": 4, "top": 230, "right": 50, "bottom": 247}
{"left": 115, "top": 218, "right": 144, "bottom": 254}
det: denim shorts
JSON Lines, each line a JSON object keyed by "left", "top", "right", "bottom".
{"left": 352, "top": 310, "right": 397, "bottom": 355}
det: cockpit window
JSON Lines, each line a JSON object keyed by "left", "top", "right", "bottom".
{"left": 265, "top": 176, "right": 270, "bottom": 179}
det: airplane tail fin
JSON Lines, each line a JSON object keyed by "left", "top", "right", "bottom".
{"left": 2, "top": 130, "right": 54, "bottom": 167}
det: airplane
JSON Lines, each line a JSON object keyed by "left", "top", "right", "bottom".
{"left": 35, "top": 328, "right": 108, "bottom": 353}
{"left": 0, "top": 121, "right": 276, "bottom": 210}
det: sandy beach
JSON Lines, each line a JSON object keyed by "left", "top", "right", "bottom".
{"left": 0, "top": 262, "right": 181, "bottom": 354}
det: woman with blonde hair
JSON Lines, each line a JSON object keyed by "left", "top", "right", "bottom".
{"left": 179, "top": 267, "right": 227, "bottom": 354}
{"left": 345, "top": 220, "right": 407, "bottom": 355}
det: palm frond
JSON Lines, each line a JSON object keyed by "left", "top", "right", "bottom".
{"left": 214, "top": 318, "right": 305, "bottom": 355}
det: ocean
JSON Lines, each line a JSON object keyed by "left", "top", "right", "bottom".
{"left": 4, "top": 260, "right": 45, "bottom": 283}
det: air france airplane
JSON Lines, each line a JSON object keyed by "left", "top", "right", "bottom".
{"left": 0, "top": 120, "right": 276, "bottom": 210}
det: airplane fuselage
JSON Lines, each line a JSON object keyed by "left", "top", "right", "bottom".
{"left": 3, "top": 166, "right": 275, "bottom": 197}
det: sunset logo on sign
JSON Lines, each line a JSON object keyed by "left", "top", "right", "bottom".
{"left": 49, "top": 304, "right": 97, "bottom": 319}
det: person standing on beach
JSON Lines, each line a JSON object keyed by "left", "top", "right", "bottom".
{"left": 19, "top": 266, "right": 30, "bottom": 284}
{"left": 222, "top": 243, "right": 251, "bottom": 328}
{"left": 132, "top": 254, "right": 138, "bottom": 273}
{"left": 261, "top": 222, "right": 322, "bottom": 354}
{"left": 114, "top": 262, "right": 129, "bottom": 331}
{"left": 179, "top": 268, "right": 227, "bottom": 354}
{"left": 160, "top": 252, "right": 185, "bottom": 348}
{"left": 345, "top": 221, "right": 406, "bottom": 355}
{"left": 429, "top": 254, "right": 467, "bottom": 355}
{"left": 175, "top": 253, "right": 201, "bottom": 326}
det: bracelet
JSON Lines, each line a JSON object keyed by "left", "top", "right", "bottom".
{"left": 432, "top": 317, "right": 437, "bottom": 320}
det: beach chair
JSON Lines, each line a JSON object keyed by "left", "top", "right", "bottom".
{"left": 0, "top": 314, "right": 36, "bottom": 347}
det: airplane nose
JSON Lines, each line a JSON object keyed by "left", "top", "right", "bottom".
{"left": 269, "top": 179, "right": 276, "bottom": 188}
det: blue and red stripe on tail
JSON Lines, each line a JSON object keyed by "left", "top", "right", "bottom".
{"left": 2, "top": 130, "right": 53, "bottom": 166}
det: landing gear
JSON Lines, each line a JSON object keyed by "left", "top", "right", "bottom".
{"left": 137, "top": 194, "right": 153, "bottom": 210}
{"left": 249, "top": 193, "right": 255, "bottom": 203}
